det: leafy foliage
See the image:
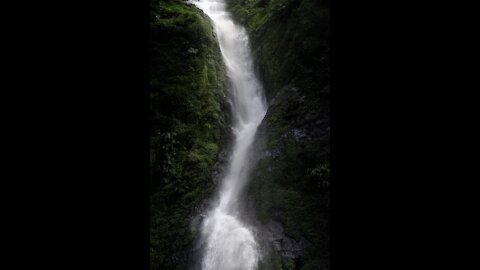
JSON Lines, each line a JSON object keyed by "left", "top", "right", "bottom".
{"left": 149, "top": 0, "right": 329, "bottom": 269}
{"left": 150, "top": 1, "right": 229, "bottom": 269}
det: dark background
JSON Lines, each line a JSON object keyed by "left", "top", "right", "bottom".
{"left": 2, "top": 0, "right": 477, "bottom": 269}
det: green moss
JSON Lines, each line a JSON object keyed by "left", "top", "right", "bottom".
{"left": 228, "top": 0, "right": 329, "bottom": 100}
{"left": 150, "top": 1, "right": 230, "bottom": 269}
{"left": 248, "top": 135, "right": 330, "bottom": 268}
{"left": 150, "top": 0, "right": 329, "bottom": 269}
{"left": 225, "top": 1, "right": 330, "bottom": 268}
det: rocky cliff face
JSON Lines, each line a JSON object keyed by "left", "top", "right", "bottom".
{"left": 150, "top": 1, "right": 231, "bottom": 269}
{"left": 227, "top": 0, "right": 330, "bottom": 269}
{"left": 150, "top": 0, "right": 330, "bottom": 269}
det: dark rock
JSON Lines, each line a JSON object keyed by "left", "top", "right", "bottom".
{"left": 291, "top": 128, "right": 307, "bottom": 142}
{"left": 258, "top": 220, "right": 308, "bottom": 260}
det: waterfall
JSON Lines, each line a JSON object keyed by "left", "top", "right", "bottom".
{"left": 191, "top": 0, "right": 267, "bottom": 269}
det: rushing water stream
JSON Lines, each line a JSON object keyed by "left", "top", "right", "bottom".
{"left": 191, "top": 0, "right": 267, "bottom": 269}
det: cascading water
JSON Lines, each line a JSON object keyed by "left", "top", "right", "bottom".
{"left": 191, "top": 0, "right": 267, "bottom": 269}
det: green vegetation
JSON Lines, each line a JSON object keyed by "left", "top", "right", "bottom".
{"left": 226, "top": 0, "right": 330, "bottom": 269}
{"left": 251, "top": 130, "right": 330, "bottom": 270}
{"left": 150, "top": 0, "right": 229, "bottom": 269}
{"left": 228, "top": 0, "right": 330, "bottom": 100}
{"left": 149, "top": 0, "right": 330, "bottom": 269}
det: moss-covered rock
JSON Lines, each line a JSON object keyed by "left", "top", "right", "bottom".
{"left": 228, "top": 0, "right": 330, "bottom": 100}
{"left": 150, "top": 0, "right": 329, "bottom": 269}
{"left": 226, "top": 0, "right": 330, "bottom": 269}
{"left": 150, "top": 1, "right": 230, "bottom": 269}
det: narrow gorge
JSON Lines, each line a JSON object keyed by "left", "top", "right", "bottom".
{"left": 150, "top": 0, "right": 330, "bottom": 269}
{"left": 191, "top": 0, "right": 266, "bottom": 269}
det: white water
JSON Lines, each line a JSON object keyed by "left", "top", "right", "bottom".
{"left": 191, "top": 0, "right": 267, "bottom": 269}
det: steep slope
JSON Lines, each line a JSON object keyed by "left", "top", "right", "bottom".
{"left": 149, "top": 1, "right": 231, "bottom": 269}
{"left": 226, "top": 0, "right": 330, "bottom": 269}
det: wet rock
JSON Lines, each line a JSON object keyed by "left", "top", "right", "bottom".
{"left": 258, "top": 145, "right": 282, "bottom": 160}
{"left": 291, "top": 128, "right": 307, "bottom": 142}
{"left": 280, "top": 237, "right": 307, "bottom": 258}
{"left": 260, "top": 220, "right": 308, "bottom": 260}
{"left": 265, "top": 221, "right": 284, "bottom": 241}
